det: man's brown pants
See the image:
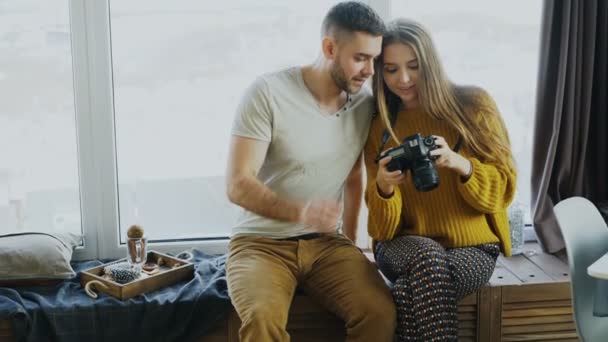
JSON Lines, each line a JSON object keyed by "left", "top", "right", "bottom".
{"left": 227, "top": 234, "right": 396, "bottom": 342}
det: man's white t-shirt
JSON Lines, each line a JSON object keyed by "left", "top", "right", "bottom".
{"left": 231, "top": 67, "right": 374, "bottom": 238}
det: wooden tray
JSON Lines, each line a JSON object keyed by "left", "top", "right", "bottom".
{"left": 80, "top": 250, "right": 194, "bottom": 300}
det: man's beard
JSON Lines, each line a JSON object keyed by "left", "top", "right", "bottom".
{"left": 330, "top": 62, "right": 358, "bottom": 94}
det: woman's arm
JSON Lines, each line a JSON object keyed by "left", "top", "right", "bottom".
{"left": 430, "top": 135, "right": 516, "bottom": 214}
{"left": 457, "top": 157, "right": 516, "bottom": 213}
{"left": 430, "top": 90, "right": 517, "bottom": 214}
{"left": 363, "top": 121, "right": 405, "bottom": 241}
{"left": 457, "top": 92, "right": 517, "bottom": 213}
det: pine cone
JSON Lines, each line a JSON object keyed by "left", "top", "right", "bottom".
{"left": 104, "top": 262, "right": 140, "bottom": 284}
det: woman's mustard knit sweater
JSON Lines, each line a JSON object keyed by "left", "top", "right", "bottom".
{"left": 364, "top": 89, "right": 517, "bottom": 256}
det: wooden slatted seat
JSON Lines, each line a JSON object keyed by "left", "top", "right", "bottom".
{"left": 199, "top": 242, "right": 577, "bottom": 342}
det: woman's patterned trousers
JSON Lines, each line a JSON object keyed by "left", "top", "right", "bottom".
{"left": 375, "top": 235, "right": 500, "bottom": 341}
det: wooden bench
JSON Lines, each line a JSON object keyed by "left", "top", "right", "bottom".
{"left": 199, "top": 242, "right": 577, "bottom": 342}
{"left": 0, "top": 243, "right": 577, "bottom": 342}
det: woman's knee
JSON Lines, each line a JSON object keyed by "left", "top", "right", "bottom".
{"left": 377, "top": 236, "right": 446, "bottom": 277}
{"left": 408, "top": 241, "right": 448, "bottom": 272}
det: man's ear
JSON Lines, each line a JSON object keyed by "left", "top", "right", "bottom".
{"left": 322, "top": 36, "right": 338, "bottom": 60}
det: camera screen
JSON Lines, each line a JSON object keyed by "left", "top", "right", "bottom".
{"left": 388, "top": 147, "right": 404, "bottom": 157}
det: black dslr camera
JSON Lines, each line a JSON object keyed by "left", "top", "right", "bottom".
{"left": 379, "top": 133, "right": 440, "bottom": 192}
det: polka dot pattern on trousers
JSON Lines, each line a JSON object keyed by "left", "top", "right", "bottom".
{"left": 375, "top": 235, "right": 499, "bottom": 341}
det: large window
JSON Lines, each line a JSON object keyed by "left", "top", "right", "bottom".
{"left": 391, "top": 0, "right": 543, "bottom": 220}
{"left": 109, "top": 0, "right": 343, "bottom": 243}
{"left": 0, "top": 0, "right": 542, "bottom": 258}
{"left": 0, "top": 0, "right": 81, "bottom": 236}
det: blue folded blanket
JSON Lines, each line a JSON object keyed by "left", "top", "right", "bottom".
{"left": 0, "top": 250, "right": 231, "bottom": 342}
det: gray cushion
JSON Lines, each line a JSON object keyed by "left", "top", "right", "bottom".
{"left": 0, "top": 232, "right": 82, "bottom": 281}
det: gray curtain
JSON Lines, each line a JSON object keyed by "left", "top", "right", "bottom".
{"left": 532, "top": 0, "right": 608, "bottom": 253}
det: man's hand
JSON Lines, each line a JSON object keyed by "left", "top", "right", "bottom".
{"left": 299, "top": 199, "right": 342, "bottom": 233}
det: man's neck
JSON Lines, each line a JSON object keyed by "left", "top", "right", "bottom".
{"left": 301, "top": 62, "right": 348, "bottom": 114}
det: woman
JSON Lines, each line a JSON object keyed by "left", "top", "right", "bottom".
{"left": 364, "top": 18, "right": 517, "bottom": 341}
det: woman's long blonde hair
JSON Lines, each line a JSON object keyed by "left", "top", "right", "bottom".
{"left": 373, "top": 18, "right": 514, "bottom": 169}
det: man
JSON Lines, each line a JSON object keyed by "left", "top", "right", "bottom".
{"left": 225, "top": 2, "right": 396, "bottom": 341}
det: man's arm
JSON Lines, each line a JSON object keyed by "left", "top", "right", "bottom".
{"left": 226, "top": 135, "right": 303, "bottom": 223}
{"left": 226, "top": 135, "right": 342, "bottom": 232}
{"left": 342, "top": 152, "right": 364, "bottom": 241}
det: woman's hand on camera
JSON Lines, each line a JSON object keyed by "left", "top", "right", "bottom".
{"left": 376, "top": 155, "right": 406, "bottom": 197}
{"left": 430, "top": 135, "right": 472, "bottom": 178}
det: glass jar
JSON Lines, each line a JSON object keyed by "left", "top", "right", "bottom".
{"left": 508, "top": 200, "right": 525, "bottom": 255}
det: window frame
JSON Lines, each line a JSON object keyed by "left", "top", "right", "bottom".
{"left": 69, "top": 0, "right": 235, "bottom": 259}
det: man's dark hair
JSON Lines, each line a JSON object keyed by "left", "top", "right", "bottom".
{"left": 321, "top": 1, "right": 385, "bottom": 39}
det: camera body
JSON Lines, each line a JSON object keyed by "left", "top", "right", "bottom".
{"left": 383, "top": 133, "right": 440, "bottom": 192}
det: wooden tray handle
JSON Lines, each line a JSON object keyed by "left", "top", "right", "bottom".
{"left": 84, "top": 279, "right": 109, "bottom": 299}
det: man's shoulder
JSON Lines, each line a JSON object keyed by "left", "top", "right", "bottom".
{"left": 255, "top": 67, "right": 300, "bottom": 89}
{"left": 242, "top": 67, "right": 300, "bottom": 104}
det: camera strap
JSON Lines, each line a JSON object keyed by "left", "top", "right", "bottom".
{"left": 374, "top": 130, "right": 392, "bottom": 163}
{"left": 375, "top": 129, "right": 463, "bottom": 163}
{"left": 453, "top": 135, "right": 463, "bottom": 152}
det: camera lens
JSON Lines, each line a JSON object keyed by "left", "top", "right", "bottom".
{"left": 412, "top": 162, "right": 439, "bottom": 192}
{"left": 423, "top": 136, "right": 435, "bottom": 146}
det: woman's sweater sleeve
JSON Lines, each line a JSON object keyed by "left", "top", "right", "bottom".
{"left": 457, "top": 158, "right": 516, "bottom": 213}
{"left": 363, "top": 120, "right": 403, "bottom": 241}
{"left": 457, "top": 91, "right": 517, "bottom": 214}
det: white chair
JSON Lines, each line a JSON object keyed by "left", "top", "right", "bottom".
{"left": 554, "top": 196, "right": 608, "bottom": 341}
